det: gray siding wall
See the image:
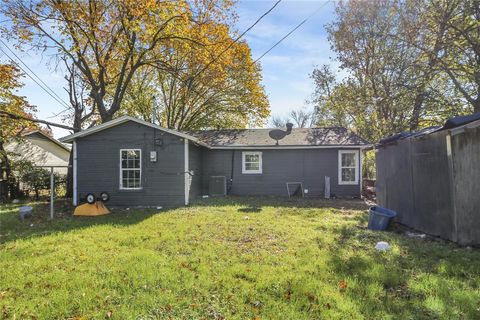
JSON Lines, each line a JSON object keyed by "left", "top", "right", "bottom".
{"left": 201, "top": 148, "right": 361, "bottom": 197}
{"left": 76, "top": 121, "right": 186, "bottom": 207}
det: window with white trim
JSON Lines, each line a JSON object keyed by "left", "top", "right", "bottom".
{"left": 120, "top": 149, "right": 142, "bottom": 189}
{"left": 338, "top": 150, "right": 359, "bottom": 185}
{"left": 242, "top": 151, "right": 262, "bottom": 174}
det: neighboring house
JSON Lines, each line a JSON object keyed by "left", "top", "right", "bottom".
{"left": 375, "top": 113, "right": 480, "bottom": 245}
{"left": 5, "top": 130, "right": 71, "bottom": 175}
{"left": 59, "top": 116, "right": 370, "bottom": 207}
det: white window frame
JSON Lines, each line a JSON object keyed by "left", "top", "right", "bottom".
{"left": 338, "top": 150, "right": 359, "bottom": 185}
{"left": 242, "top": 151, "right": 263, "bottom": 174}
{"left": 119, "top": 149, "right": 142, "bottom": 190}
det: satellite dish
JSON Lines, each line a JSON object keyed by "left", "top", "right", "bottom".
{"left": 269, "top": 123, "right": 293, "bottom": 145}
{"left": 269, "top": 129, "right": 287, "bottom": 145}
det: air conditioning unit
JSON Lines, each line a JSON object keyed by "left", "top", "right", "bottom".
{"left": 209, "top": 176, "right": 227, "bottom": 196}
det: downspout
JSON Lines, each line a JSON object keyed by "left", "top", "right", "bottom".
{"left": 73, "top": 139, "right": 78, "bottom": 206}
{"left": 228, "top": 150, "right": 235, "bottom": 194}
{"left": 184, "top": 139, "right": 190, "bottom": 205}
{"left": 359, "top": 148, "right": 363, "bottom": 197}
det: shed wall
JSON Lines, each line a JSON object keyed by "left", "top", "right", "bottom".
{"left": 452, "top": 126, "right": 480, "bottom": 245}
{"left": 376, "top": 131, "right": 459, "bottom": 242}
{"left": 410, "top": 131, "right": 453, "bottom": 239}
{"left": 375, "top": 138, "right": 415, "bottom": 227}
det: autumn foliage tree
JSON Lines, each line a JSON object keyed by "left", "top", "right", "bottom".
{"left": 0, "top": 64, "right": 37, "bottom": 200}
{"left": 120, "top": 5, "right": 269, "bottom": 129}
{"left": 311, "top": 0, "right": 472, "bottom": 143}
{"left": 2, "top": 0, "right": 269, "bottom": 130}
{"left": 1, "top": 0, "right": 233, "bottom": 123}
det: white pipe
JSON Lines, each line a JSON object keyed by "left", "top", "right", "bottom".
{"left": 184, "top": 139, "right": 189, "bottom": 206}
{"left": 73, "top": 140, "right": 78, "bottom": 206}
{"left": 50, "top": 167, "right": 54, "bottom": 219}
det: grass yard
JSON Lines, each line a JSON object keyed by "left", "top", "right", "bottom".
{"left": 1, "top": 197, "right": 480, "bottom": 319}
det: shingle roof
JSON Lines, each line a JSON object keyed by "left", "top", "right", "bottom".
{"left": 377, "top": 112, "right": 480, "bottom": 147}
{"left": 442, "top": 112, "right": 480, "bottom": 130}
{"left": 59, "top": 116, "right": 370, "bottom": 149}
{"left": 188, "top": 127, "right": 370, "bottom": 148}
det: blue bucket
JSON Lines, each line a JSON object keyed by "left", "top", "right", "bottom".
{"left": 368, "top": 206, "right": 397, "bottom": 231}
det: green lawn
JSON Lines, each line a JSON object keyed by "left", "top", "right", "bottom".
{"left": 1, "top": 197, "right": 480, "bottom": 319}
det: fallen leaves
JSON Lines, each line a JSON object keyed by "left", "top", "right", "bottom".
{"left": 284, "top": 288, "right": 292, "bottom": 301}
{"left": 339, "top": 280, "right": 347, "bottom": 291}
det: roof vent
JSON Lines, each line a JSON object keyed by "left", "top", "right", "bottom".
{"left": 286, "top": 123, "right": 293, "bottom": 134}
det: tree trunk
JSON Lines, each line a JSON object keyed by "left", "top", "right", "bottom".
{"left": 65, "top": 112, "right": 82, "bottom": 198}
{"left": 0, "top": 141, "right": 6, "bottom": 202}
{"left": 409, "top": 92, "right": 426, "bottom": 131}
{"left": 66, "top": 151, "right": 74, "bottom": 198}
{"left": 0, "top": 141, "right": 12, "bottom": 201}
{"left": 474, "top": 98, "right": 480, "bottom": 114}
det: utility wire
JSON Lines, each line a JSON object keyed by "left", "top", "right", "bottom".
{"left": 193, "top": 0, "right": 282, "bottom": 80}
{"left": 254, "top": 0, "right": 331, "bottom": 63}
{"left": 0, "top": 39, "right": 72, "bottom": 110}
{"left": 149, "top": 1, "right": 330, "bottom": 119}
{"left": 0, "top": 41, "right": 72, "bottom": 111}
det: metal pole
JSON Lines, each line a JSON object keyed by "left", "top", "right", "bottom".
{"left": 50, "top": 167, "right": 54, "bottom": 219}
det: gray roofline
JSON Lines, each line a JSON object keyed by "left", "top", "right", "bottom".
{"left": 449, "top": 118, "right": 480, "bottom": 136}
{"left": 59, "top": 116, "right": 210, "bottom": 147}
{"left": 59, "top": 116, "right": 371, "bottom": 149}
{"left": 208, "top": 145, "right": 371, "bottom": 150}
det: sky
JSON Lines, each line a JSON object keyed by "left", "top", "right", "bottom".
{"left": 1, "top": 0, "right": 337, "bottom": 139}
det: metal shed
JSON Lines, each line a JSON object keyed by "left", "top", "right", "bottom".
{"left": 375, "top": 113, "right": 480, "bottom": 245}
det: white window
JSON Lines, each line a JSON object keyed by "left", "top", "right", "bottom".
{"left": 242, "top": 151, "right": 262, "bottom": 174}
{"left": 120, "top": 149, "right": 142, "bottom": 189}
{"left": 338, "top": 150, "right": 359, "bottom": 185}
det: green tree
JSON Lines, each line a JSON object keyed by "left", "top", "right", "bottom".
{"left": 419, "top": 0, "right": 480, "bottom": 113}
{"left": 0, "top": 63, "right": 37, "bottom": 200}
{"left": 311, "top": 0, "right": 470, "bottom": 143}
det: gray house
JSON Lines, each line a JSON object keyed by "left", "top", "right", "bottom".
{"left": 60, "top": 116, "right": 369, "bottom": 207}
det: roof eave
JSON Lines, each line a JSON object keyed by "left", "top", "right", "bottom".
{"left": 59, "top": 116, "right": 209, "bottom": 147}
{"left": 207, "top": 144, "right": 371, "bottom": 150}
{"left": 449, "top": 118, "right": 480, "bottom": 136}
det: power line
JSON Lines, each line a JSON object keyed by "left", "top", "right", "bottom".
{"left": 151, "top": 0, "right": 328, "bottom": 120}
{"left": 193, "top": 0, "right": 282, "bottom": 80}
{"left": 254, "top": 0, "right": 331, "bottom": 63}
{"left": 0, "top": 39, "right": 72, "bottom": 111}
